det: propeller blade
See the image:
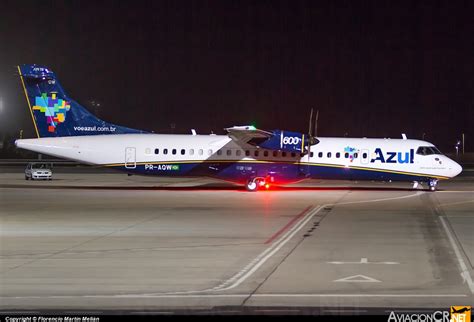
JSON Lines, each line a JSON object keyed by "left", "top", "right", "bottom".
{"left": 308, "top": 108, "right": 313, "bottom": 137}
{"left": 314, "top": 109, "right": 319, "bottom": 138}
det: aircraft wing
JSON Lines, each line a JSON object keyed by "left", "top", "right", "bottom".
{"left": 225, "top": 125, "right": 310, "bottom": 153}
{"left": 225, "top": 125, "right": 273, "bottom": 145}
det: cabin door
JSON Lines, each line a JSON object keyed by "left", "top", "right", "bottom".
{"left": 125, "top": 147, "right": 136, "bottom": 169}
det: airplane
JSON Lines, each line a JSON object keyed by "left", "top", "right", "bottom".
{"left": 14, "top": 64, "right": 462, "bottom": 191}
{"left": 451, "top": 307, "right": 471, "bottom": 314}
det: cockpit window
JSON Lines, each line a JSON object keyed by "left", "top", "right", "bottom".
{"left": 416, "top": 146, "right": 442, "bottom": 156}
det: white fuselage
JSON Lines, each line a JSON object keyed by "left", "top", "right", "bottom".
{"left": 15, "top": 134, "right": 462, "bottom": 184}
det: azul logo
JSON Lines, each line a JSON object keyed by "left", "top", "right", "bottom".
{"left": 282, "top": 136, "right": 301, "bottom": 145}
{"left": 371, "top": 148, "right": 414, "bottom": 164}
{"left": 344, "top": 146, "right": 359, "bottom": 162}
{"left": 32, "top": 92, "right": 71, "bottom": 133}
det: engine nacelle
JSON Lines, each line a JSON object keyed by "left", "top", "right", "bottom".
{"left": 258, "top": 130, "right": 308, "bottom": 153}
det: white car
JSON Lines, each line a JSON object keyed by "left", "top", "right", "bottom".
{"left": 25, "top": 162, "right": 53, "bottom": 180}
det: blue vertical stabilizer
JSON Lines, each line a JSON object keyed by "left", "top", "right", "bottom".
{"left": 18, "top": 64, "right": 146, "bottom": 137}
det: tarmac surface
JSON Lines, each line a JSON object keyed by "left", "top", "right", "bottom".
{"left": 0, "top": 167, "right": 473, "bottom": 314}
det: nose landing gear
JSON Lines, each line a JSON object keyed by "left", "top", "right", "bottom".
{"left": 428, "top": 179, "right": 438, "bottom": 192}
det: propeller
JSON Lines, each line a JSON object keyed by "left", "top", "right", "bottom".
{"left": 307, "top": 108, "right": 319, "bottom": 156}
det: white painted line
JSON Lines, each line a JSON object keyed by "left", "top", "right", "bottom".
{"left": 334, "top": 275, "right": 381, "bottom": 283}
{"left": 336, "top": 191, "right": 424, "bottom": 206}
{"left": 211, "top": 206, "right": 323, "bottom": 291}
{"left": 439, "top": 216, "right": 474, "bottom": 294}
{"left": 327, "top": 258, "right": 399, "bottom": 265}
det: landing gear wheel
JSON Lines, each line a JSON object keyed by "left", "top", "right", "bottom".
{"left": 25, "top": 175, "right": 29, "bottom": 180}
{"left": 428, "top": 179, "right": 438, "bottom": 192}
{"left": 246, "top": 180, "right": 258, "bottom": 192}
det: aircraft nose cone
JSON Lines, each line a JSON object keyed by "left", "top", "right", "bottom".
{"left": 450, "top": 160, "right": 462, "bottom": 177}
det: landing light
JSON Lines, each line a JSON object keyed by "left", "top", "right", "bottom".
{"left": 265, "top": 184, "right": 270, "bottom": 189}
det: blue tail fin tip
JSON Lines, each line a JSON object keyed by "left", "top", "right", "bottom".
{"left": 19, "top": 64, "right": 146, "bottom": 137}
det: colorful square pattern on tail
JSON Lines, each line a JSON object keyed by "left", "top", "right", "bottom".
{"left": 32, "top": 92, "right": 71, "bottom": 132}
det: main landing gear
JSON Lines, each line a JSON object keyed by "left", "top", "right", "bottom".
{"left": 414, "top": 179, "right": 438, "bottom": 191}
{"left": 246, "top": 177, "right": 270, "bottom": 192}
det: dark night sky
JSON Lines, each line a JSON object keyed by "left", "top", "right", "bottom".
{"left": 0, "top": 0, "right": 473, "bottom": 151}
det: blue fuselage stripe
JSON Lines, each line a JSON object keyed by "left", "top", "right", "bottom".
{"left": 108, "top": 160, "right": 445, "bottom": 183}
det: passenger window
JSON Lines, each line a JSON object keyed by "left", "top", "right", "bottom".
{"left": 236, "top": 150, "right": 241, "bottom": 156}
{"left": 344, "top": 153, "right": 349, "bottom": 158}
{"left": 245, "top": 150, "right": 250, "bottom": 156}
{"left": 336, "top": 152, "right": 340, "bottom": 158}
{"left": 264, "top": 151, "right": 269, "bottom": 157}
{"left": 217, "top": 150, "right": 222, "bottom": 156}
{"left": 172, "top": 149, "right": 177, "bottom": 155}
{"left": 327, "top": 152, "right": 331, "bottom": 158}
{"left": 181, "top": 149, "right": 185, "bottom": 155}
{"left": 353, "top": 153, "right": 358, "bottom": 158}
{"left": 198, "top": 149, "right": 203, "bottom": 156}
{"left": 154, "top": 148, "right": 159, "bottom": 155}
{"left": 208, "top": 149, "right": 212, "bottom": 155}
{"left": 291, "top": 152, "right": 296, "bottom": 158}
{"left": 282, "top": 152, "right": 287, "bottom": 157}
{"left": 318, "top": 152, "right": 323, "bottom": 158}
{"left": 273, "top": 151, "right": 278, "bottom": 157}
{"left": 164, "top": 149, "right": 168, "bottom": 155}
{"left": 189, "top": 149, "right": 194, "bottom": 155}
{"left": 362, "top": 153, "right": 367, "bottom": 158}
{"left": 254, "top": 150, "right": 259, "bottom": 157}
{"left": 227, "top": 149, "right": 232, "bottom": 156}
{"left": 310, "top": 152, "right": 314, "bottom": 157}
